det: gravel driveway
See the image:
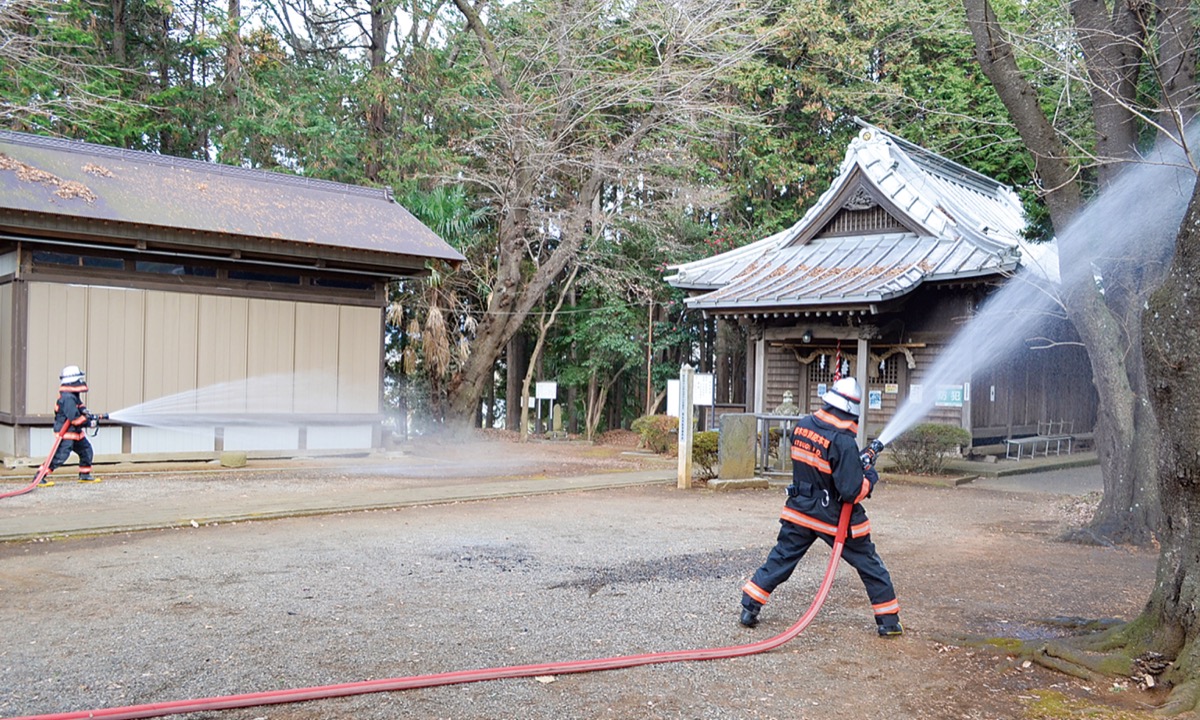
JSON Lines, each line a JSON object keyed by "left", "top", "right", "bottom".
{"left": 0, "top": 442, "right": 1157, "bottom": 720}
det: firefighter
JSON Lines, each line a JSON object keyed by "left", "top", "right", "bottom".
{"left": 739, "top": 377, "right": 902, "bottom": 636}
{"left": 39, "top": 365, "right": 101, "bottom": 486}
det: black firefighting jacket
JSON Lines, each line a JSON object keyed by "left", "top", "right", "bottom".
{"left": 54, "top": 382, "right": 91, "bottom": 440}
{"left": 785, "top": 406, "right": 877, "bottom": 538}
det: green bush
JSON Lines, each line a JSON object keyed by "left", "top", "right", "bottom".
{"left": 631, "top": 414, "right": 679, "bottom": 455}
{"left": 693, "top": 431, "right": 719, "bottom": 480}
{"left": 888, "top": 423, "right": 971, "bottom": 475}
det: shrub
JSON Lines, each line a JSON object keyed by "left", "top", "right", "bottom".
{"left": 693, "top": 431, "right": 719, "bottom": 480}
{"left": 631, "top": 414, "right": 679, "bottom": 455}
{"left": 888, "top": 423, "right": 971, "bottom": 475}
{"left": 766, "top": 427, "right": 784, "bottom": 459}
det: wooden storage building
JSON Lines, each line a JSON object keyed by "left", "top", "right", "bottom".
{"left": 0, "top": 130, "right": 464, "bottom": 462}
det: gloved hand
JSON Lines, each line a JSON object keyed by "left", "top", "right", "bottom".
{"left": 87, "top": 414, "right": 99, "bottom": 429}
{"left": 865, "top": 466, "right": 880, "bottom": 498}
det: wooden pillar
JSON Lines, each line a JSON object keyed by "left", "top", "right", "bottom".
{"left": 856, "top": 335, "right": 869, "bottom": 447}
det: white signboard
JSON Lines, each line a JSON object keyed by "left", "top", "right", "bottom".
{"left": 693, "top": 373, "right": 714, "bottom": 407}
{"left": 535, "top": 381, "right": 558, "bottom": 400}
{"left": 668, "top": 375, "right": 713, "bottom": 415}
{"left": 666, "top": 379, "right": 680, "bottom": 417}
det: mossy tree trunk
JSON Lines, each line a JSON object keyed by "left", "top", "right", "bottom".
{"left": 1141, "top": 172, "right": 1200, "bottom": 712}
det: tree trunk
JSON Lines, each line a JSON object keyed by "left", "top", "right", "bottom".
{"left": 364, "top": 0, "right": 393, "bottom": 183}
{"left": 505, "top": 332, "right": 528, "bottom": 432}
{"left": 218, "top": 0, "right": 242, "bottom": 165}
{"left": 1068, "top": 0, "right": 1143, "bottom": 183}
{"left": 963, "top": 0, "right": 1163, "bottom": 545}
{"left": 111, "top": 0, "right": 126, "bottom": 64}
{"left": 1061, "top": 282, "right": 1158, "bottom": 545}
{"left": 518, "top": 267, "right": 577, "bottom": 441}
{"left": 1139, "top": 169, "right": 1200, "bottom": 710}
{"left": 484, "top": 364, "right": 496, "bottom": 429}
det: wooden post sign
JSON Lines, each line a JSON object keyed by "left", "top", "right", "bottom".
{"left": 677, "top": 364, "right": 695, "bottom": 489}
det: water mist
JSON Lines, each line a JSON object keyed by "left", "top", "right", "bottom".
{"left": 875, "top": 133, "right": 1198, "bottom": 447}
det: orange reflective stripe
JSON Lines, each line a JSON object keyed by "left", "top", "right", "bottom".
{"left": 62, "top": 431, "right": 83, "bottom": 440}
{"left": 742, "top": 581, "right": 770, "bottom": 604}
{"left": 854, "top": 478, "right": 870, "bottom": 503}
{"left": 791, "top": 448, "right": 832, "bottom": 474}
{"left": 814, "top": 409, "right": 858, "bottom": 434}
{"left": 872, "top": 599, "right": 900, "bottom": 615}
{"left": 850, "top": 520, "right": 872, "bottom": 537}
{"left": 70, "top": 416, "right": 88, "bottom": 426}
{"left": 780, "top": 507, "right": 839, "bottom": 535}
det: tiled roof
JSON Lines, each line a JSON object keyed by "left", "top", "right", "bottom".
{"left": 687, "top": 233, "right": 1015, "bottom": 312}
{"left": 666, "top": 122, "right": 1055, "bottom": 315}
{"left": 0, "top": 131, "right": 464, "bottom": 267}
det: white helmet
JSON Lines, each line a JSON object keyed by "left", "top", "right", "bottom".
{"left": 822, "top": 377, "right": 862, "bottom": 417}
{"left": 60, "top": 365, "right": 86, "bottom": 384}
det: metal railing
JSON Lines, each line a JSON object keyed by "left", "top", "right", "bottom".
{"left": 756, "top": 414, "right": 803, "bottom": 476}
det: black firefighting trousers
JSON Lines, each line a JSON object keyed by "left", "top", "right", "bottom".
{"left": 49, "top": 436, "right": 94, "bottom": 476}
{"left": 742, "top": 514, "right": 900, "bottom": 625}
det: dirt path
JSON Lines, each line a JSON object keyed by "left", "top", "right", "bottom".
{"left": 0, "top": 440, "right": 1162, "bottom": 719}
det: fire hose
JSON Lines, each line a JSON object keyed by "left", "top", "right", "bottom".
{"left": 5, "top": 502, "right": 850, "bottom": 720}
{"left": 0, "top": 429, "right": 66, "bottom": 500}
{"left": 8, "top": 444, "right": 884, "bottom": 720}
{"left": 1, "top": 414, "right": 107, "bottom": 501}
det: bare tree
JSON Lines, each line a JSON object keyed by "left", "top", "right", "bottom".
{"left": 963, "top": 0, "right": 1198, "bottom": 545}
{"left": 443, "top": 0, "right": 768, "bottom": 423}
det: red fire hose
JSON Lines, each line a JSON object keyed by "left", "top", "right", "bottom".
{"left": 0, "top": 430, "right": 66, "bottom": 500}
{"left": 7, "top": 503, "right": 853, "bottom": 720}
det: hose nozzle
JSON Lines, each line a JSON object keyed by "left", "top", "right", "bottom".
{"left": 859, "top": 439, "right": 885, "bottom": 471}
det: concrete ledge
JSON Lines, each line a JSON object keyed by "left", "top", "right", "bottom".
{"left": 881, "top": 472, "right": 978, "bottom": 488}
{"left": 707, "top": 478, "right": 769, "bottom": 491}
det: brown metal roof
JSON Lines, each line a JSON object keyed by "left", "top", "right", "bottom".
{"left": 0, "top": 131, "right": 465, "bottom": 271}
{"left": 666, "top": 123, "right": 1055, "bottom": 316}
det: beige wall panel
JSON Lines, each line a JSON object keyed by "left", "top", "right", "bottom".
{"left": 143, "top": 291, "right": 200, "bottom": 407}
{"left": 294, "top": 302, "right": 340, "bottom": 415}
{"left": 0, "top": 423, "right": 13, "bottom": 455}
{"left": 0, "top": 283, "right": 12, "bottom": 413}
{"left": 247, "top": 298, "right": 296, "bottom": 414}
{"left": 25, "top": 282, "right": 89, "bottom": 415}
{"left": 86, "top": 287, "right": 146, "bottom": 415}
{"left": 131, "top": 426, "right": 215, "bottom": 454}
{"left": 197, "top": 295, "right": 249, "bottom": 413}
{"left": 223, "top": 425, "right": 299, "bottom": 451}
{"left": 30, "top": 424, "right": 122, "bottom": 457}
{"left": 307, "top": 424, "right": 374, "bottom": 450}
{"left": 337, "top": 306, "right": 382, "bottom": 413}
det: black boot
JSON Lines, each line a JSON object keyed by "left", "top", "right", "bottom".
{"left": 876, "top": 614, "right": 903, "bottom": 637}
{"left": 739, "top": 607, "right": 760, "bottom": 628}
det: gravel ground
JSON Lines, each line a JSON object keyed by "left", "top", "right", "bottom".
{"left": 0, "top": 449, "right": 1160, "bottom": 720}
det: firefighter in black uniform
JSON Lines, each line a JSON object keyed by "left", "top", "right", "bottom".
{"left": 739, "top": 377, "right": 902, "bottom": 636}
{"left": 39, "top": 365, "right": 100, "bottom": 486}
